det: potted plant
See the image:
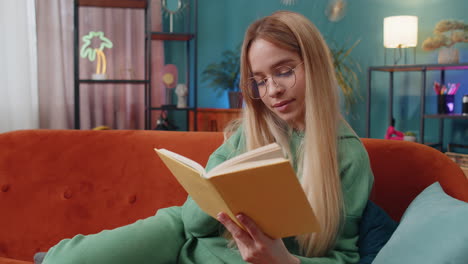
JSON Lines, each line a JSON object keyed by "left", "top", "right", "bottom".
{"left": 403, "top": 131, "right": 417, "bottom": 142}
{"left": 202, "top": 46, "right": 242, "bottom": 108}
{"left": 422, "top": 20, "right": 468, "bottom": 64}
{"left": 329, "top": 39, "right": 362, "bottom": 113}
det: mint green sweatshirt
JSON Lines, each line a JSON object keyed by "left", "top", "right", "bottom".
{"left": 43, "top": 124, "right": 373, "bottom": 264}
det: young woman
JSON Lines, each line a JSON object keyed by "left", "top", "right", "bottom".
{"left": 42, "top": 11, "right": 373, "bottom": 264}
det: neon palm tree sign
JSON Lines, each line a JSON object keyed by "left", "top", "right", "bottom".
{"left": 80, "top": 31, "right": 113, "bottom": 80}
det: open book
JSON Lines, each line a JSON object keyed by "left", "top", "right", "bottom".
{"left": 154, "top": 143, "right": 319, "bottom": 239}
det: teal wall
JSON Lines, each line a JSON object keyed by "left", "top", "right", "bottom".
{"left": 193, "top": 0, "right": 467, "bottom": 148}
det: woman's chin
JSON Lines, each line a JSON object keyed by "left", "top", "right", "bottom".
{"left": 276, "top": 113, "right": 303, "bottom": 130}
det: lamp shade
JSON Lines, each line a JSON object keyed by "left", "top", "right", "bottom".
{"left": 383, "top": 16, "right": 418, "bottom": 48}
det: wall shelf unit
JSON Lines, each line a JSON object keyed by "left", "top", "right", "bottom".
{"left": 74, "top": 0, "right": 198, "bottom": 130}
{"left": 73, "top": 0, "right": 150, "bottom": 129}
{"left": 366, "top": 63, "right": 468, "bottom": 150}
{"left": 78, "top": 80, "right": 149, "bottom": 84}
{"left": 151, "top": 33, "right": 195, "bottom": 41}
{"left": 147, "top": 29, "right": 198, "bottom": 130}
{"left": 145, "top": 0, "right": 198, "bottom": 131}
{"left": 77, "top": 0, "right": 148, "bottom": 9}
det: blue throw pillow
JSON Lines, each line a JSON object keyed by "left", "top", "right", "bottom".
{"left": 358, "top": 200, "right": 398, "bottom": 264}
{"left": 373, "top": 182, "right": 468, "bottom": 264}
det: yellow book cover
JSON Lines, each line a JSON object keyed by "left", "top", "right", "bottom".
{"left": 154, "top": 143, "right": 320, "bottom": 239}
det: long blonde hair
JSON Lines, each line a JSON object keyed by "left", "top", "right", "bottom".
{"left": 238, "top": 11, "right": 343, "bottom": 257}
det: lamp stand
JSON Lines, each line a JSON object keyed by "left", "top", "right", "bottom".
{"left": 384, "top": 47, "right": 416, "bottom": 65}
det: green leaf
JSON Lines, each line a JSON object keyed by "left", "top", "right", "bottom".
{"left": 329, "top": 39, "right": 362, "bottom": 113}
{"left": 202, "top": 45, "right": 241, "bottom": 95}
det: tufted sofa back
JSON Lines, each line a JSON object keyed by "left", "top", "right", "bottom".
{"left": 0, "top": 130, "right": 225, "bottom": 262}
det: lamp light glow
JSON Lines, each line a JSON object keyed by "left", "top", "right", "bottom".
{"left": 384, "top": 16, "right": 418, "bottom": 48}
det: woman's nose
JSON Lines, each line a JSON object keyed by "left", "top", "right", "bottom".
{"left": 266, "top": 78, "right": 285, "bottom": 97}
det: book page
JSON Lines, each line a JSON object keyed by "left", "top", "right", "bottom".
{"left": 207, "top": 143, "right": 283, "bottom": 178}
{"left": 207, "top": 158, "right": 287, "bottom": 178}
{"left": 156, "top": 149, "right": 205, "bottom": 175}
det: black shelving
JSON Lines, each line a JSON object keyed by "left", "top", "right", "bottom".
{"left": 147, "top": 0, "right": 198, "bottom": 131}
{"left": 74, "top": 0, "right": 198, "bottom": 130}
{"left": 77, "top": 0, "right": 147, "bottom": 8}
{"left": 73, "top": 0, "right": 150, "bottom": 129}
{"left": 151, "top": 32, "right": 195, "bottom": 41}
{"left": 367, "top": 63, "right": 468, "bottom": 150}
{"left": 150, "top": 107, "right": 195, "bottom": 111}
{"left": 424, "top": 114, "right": 468, "bottom": 120}
{"left": 79, "top": 80, "right": 149, "bottom": 84}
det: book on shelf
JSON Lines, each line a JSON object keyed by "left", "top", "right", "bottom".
{"left": 154, "top": 143, "right": 319, "bottom": 239}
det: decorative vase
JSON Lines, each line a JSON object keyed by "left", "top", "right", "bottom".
{"left": 438, "top": 46, "right": 459, "bottom": 64}
{"left": 228, "top": 91, "right": 243, "bottom": 109}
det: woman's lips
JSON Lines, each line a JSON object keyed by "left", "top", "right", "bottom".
{"left": 273, "top": 99, "right": 295, "bottom": 112}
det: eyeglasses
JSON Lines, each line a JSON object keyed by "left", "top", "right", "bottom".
{"left": 245, "top": 62, "right": 303, "bottom": 99}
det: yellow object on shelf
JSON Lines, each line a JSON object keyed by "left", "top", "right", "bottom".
{"left": 93, "top": 125, "right": 111, "bottom": 130}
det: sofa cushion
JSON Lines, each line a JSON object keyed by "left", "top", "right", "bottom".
{"left": 357, "top": 200, "right": 398, "bottom": 264}
{"left": 373, "top": 182, "right": 468, "bottom": 263}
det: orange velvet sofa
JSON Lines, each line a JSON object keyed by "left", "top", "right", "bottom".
{"left": 0, "top": 129, "right": 467, "bottom": 264}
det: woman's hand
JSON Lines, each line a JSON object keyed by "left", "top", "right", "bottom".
{"left": 217, "top": 212, "right": 300, "bottom": 264}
